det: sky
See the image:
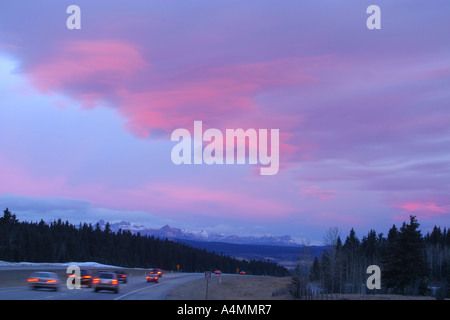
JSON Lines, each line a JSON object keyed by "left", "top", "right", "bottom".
{"left": 0, "top": 1, "right": 449, "bottom": 244}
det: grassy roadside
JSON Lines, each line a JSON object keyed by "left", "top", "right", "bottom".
{"left": 167, "top": 275, "right": 292, "bottom": 300}
{"left": 166, "top": 275, "right": 440, "bottom": 300}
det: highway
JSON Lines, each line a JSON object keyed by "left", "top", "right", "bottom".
{"left": 0, "top": 270, "right": 202, "bottom": 300}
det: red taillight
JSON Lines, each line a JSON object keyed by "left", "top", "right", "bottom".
{"left": 27, "top": 278, "right": 39, "bottom": 282}
{"left": 46, "top": 280, "right": 57, "bottom": 283}
{"left": 92, "top": 278, "right": 100, "bottom": 284}
{"left": 112, "top": 279, "right": 118, "bottom": 285}
{"left": 154, "top": 277, "right": 158, "bottom": 280}
{"left": 83, "top": 275, "right": 91, "bottom": 279}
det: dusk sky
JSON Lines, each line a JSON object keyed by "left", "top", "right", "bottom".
{"left": 0, "top": 1, "right": 449, "bottom": 244}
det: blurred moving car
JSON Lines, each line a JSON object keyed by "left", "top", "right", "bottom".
{"left": 146, "top": 274, "right": 159, "bottom": 283}
{"left": 146, "top": 269, "right": 159, "bottom": 283}
{"left": 80, "top": 269, "right": 94, "bottom": 287}
{"left": 27, "top": 272, "right": 61, "bottom": 291}
{"left": 148, "top": 268, "right": 162, "bottom": 277}
{"left": 114, "top": 270, "right": 128, "bottom": 283}
{"left": 92, "top": 271, "right": 120, "bottom": 293}
{"left": 239, "top": 271, "right": 246, "bottom": 275}
{"left": 214, "top": 270, "right": 222, "bottom": 274}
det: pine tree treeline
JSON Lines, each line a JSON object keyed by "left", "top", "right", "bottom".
{"left": 0, "top": 209, "right": 289, "bottom": 277}
{"left": 292, "top": 215, "right": 450, "bottom": 298}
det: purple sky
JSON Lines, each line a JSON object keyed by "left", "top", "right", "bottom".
{"left": 0, "top": 1, "right": 449, "bottom": 244}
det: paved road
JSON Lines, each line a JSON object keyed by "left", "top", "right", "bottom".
{"left": 0, "top": 271, "right": 202, "bottom": 300}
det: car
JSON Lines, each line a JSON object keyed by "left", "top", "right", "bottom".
{"left": 80, "top": 269, "right": 94, "bottom": 287}
{"left": 148, "top": 268, "right": 162, "bottom": 277}
{"left": 92, "top": 271, "right": 120, "bottom": 293}
{"left": 114, "top": 270, "right": 128, "bottom": 283}
{"left": 27, "top": 271, "right": 61, "bottom": 291}
{"left": 146, "top": 274, "right": 159, "bottom": 283}
{"left": 146, "top": 270, "right": 159, "bottom": 283}
{"left": 239, "top": 271, "right": 246, "bottom": 275}
{"left": 214, "top": 270, "right": 222, "bottom": 274}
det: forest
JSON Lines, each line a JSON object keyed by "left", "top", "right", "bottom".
{"left": 291, "top": 215, "right": 450, "bottom": 299}
{"left": 0, "top": 208, "right": 289, "bottom": 277}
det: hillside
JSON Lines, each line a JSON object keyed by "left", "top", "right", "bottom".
{"left": 178, "top": 240, "right": 326, "bottom": 270}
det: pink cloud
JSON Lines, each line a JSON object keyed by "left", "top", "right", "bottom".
{"left": 45, "top": 181, "right": 295, "bottom": 222}
{"left": 0, "top": 153, "right": 294, "bottom": 221}
{"left": 124, "top": 184, "right": 296, "bottom": 221}
{"left": 393, "top": 201, "right": 450, "bottom": 220}
{"left": 28, "top": 40, "right": 149, "bottom": 103}
{"left": 114, "top": 56, "right": 324, "bottom": 137}
{"left": 26, "top": 41, "right": 326, "bottom": 133}
{"left": 25, "top": 42, "right": 329, "bottom": 170}
{"left": 24, "top": 41, "right": 327, "bottom": 169}
{"left": 0, "top": 156, "right": 67, "bottom": 198}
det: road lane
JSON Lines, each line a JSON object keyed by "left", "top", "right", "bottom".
{"left": 0, "top": 272, "right": 203, "bottom": 300}
{"left": 116, "top": 273, "right": 202, "bottom": 300}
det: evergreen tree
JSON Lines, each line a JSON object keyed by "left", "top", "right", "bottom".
{"left": 382, "top": 224, "right": 403, "bottom": 292}
{"left": 382, "top": 216, "right": 428, "bottom": 295}
{"left": 343, "top": 228, "right": 360, "bottom": 292}
{"left": 309, "top": 257, "right": 320, "bottom": 282}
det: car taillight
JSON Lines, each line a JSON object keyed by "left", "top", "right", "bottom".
{"left": 93, "top": 278, "right": 100, "bottom": 284}
{"left": 27, "top": 278, "right": 39, "bottom": 282}
{"left": 46, "top": 280, "right": 57, "bottom": 283}
{"left": 154, "top": 277, "right": 158, "bottom": 280}
{"left": 112, "top": 279, "right": 118, "bottom": 285}
{"left": 83, "top": 276, "right": 91, "bottom": 279}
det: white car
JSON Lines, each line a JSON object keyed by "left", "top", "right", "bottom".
{"left": 27, "top": 271, "right": 61, "bottom": 291}
{"left": 93, "top": 271, "right": 120, "bottom": 293}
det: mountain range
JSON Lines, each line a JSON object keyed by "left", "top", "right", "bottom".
{"left": 97, "top": 220, "right": 303, "bottom": 247}
{"left": 96, "top": 220, "right": 325, "bottom": 269}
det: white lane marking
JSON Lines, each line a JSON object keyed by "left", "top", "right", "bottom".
{"left": 0, "top": 287, "right": 24, "bottom": 294}
{"left": 114, "top": 274, "right": 200, "bottom": 300}
{"left": 114, "top": 282, "right": 163, "bottom": 300}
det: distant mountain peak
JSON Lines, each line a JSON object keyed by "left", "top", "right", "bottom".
{"left": 96, "top": 220, "right": 302, "bottom": 247}
{"left": 160, "top": 224, "right": 176, "bottom": 230}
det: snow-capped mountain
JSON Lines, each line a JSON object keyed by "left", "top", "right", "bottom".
{"left": 96, "top": 220, "right": 302, "bottom": 247}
